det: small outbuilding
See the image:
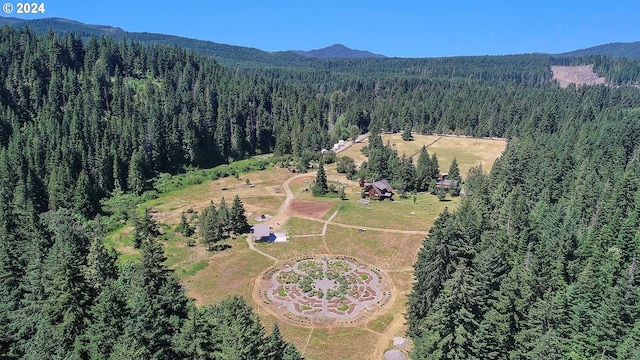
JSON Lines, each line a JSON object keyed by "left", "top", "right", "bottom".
{"left": 252, "top": 224, "right": 271, "bottom": 242}
{"left": 273, "top": 232, "right": 288, "bottom": 242}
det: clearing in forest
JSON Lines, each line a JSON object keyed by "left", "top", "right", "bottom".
{"left": 107, "top": 135, "right": 507, "bottom": 360}
{"left": 551, "top": 64, "right": 607, "bottom": 88}
{"left": 338, "top": 133, "right": 506, "bottom": 177}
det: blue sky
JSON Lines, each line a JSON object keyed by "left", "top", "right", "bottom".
{"left": 8, "top": 0, "right": 640, "bottom": 58}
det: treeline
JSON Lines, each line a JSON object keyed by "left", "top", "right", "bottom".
{"left": 407, "top": 95, "right": 640, "bottom": 357}
{"left": 3, "top": 27, "right": 640, "bottom": 222}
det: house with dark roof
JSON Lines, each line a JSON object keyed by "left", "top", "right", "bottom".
{"left": 363, "top": 179, "right": 394, "bottom": 200}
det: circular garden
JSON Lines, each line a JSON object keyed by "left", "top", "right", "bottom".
{"left": 256, "top": 255, "right": 392, "bottom": 326}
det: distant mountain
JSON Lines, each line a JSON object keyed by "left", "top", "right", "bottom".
{"left": 2, "top": 15, "right": 637, "bottom": 66}
{"left": 0, "top": 16, "right": 309, "bottom": 68}
{"left": 0, "top": 16, "right": 126, "bottom": 37}
{"left": 558, "top": 41, "right": 640, "bottom": 59}
{"left": 0, "top": 17, "right": 384, "bottom": 67}
{"left": 291, "top": 44, "right": 386, "bottom": 59}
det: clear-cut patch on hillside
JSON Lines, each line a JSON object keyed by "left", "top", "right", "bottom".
{"left": 551, "top": 64, "right": 607, "bottom": 88}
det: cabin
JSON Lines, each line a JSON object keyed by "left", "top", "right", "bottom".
{"left": 363, "top": 179, "right": 394, "bottom": 200}
{"left": 252, "top": 224, "right": 271, "bottom": 242}
{"left": 436, "top": 173, "right": 459, "bottom": 190}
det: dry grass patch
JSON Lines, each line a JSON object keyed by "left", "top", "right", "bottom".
{"left": 337, "top": 141, "right": 369, "bottom": 165}
{"left": 289, "top": 200, "right": 334, "bottom": 219}
{"left": 244, "top": 195, "right": 286, "bottom": 219}
{"left": 289, "top": 174, "right": 316, "bottom": 187}
{"left": 141, "top": 167, "right": 291, "bottom": 226}
{"left": 368, "top": 312, "right": 396, "bottom": 333}
{"left": 382, "top": 134, "right": 442, "bottom": 158}
{"left": 323, "top": 225, "right": 425, "bottom": 271}
{"left": 255, "top": 235, "right": 328, "bottom": 260}
{"left": 270, "top": 234, "right": 329, "bottom": 257}
{"left": 183, "top": 239, "right": 274, "bottom": 306}
{"left": 303, "top": 326, "right": 380, "bottom": 360}
{"left": 337, "top": 133, "right": 506, "bottom": 179}
{"left": 286, "top": 217, "right": 325, "bottom": 236}
{"left": 426, "top": 136, "right": 506, "bottom": 176}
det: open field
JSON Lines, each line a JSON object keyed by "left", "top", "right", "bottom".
{"left": 105, "top": 134, "right": 506, "bottom": 360}
{"left": 142, "top": 166, "right": 291, "bottom": 226}
{"left": 331, "top": 195, "right": 457, "bottom": 230}
{"left": 286, "top": 217, "right": 326, "bottom": 236}
{"left": 339, "top": 133, "right": 506, "bottom": 177}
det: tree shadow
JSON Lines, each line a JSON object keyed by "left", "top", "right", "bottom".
{"left": 208, "top": 244, "right": 232, "bottom": 252}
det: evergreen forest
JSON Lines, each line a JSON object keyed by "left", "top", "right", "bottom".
{"left": 1, "top": 25, "right": 640, "bottom": 359}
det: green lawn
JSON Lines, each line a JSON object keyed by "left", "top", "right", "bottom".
{"left": 331, "top": 193, "right": 458, "bottom": 230}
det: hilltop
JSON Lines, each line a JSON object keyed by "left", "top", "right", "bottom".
{"left": 291, "top": 43, "right": 386, "bottom": 58}
{"left": 557, "top": 41, "right": 640, "bottom": 59}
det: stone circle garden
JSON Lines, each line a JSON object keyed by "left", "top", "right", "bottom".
{"left": 256, "top": 255, "right": 392, "bottom": 326}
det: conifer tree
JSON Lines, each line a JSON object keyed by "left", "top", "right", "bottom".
{"left": 229, "top": 194, "right": 249, "bottom": 234}
{"left": 338, "top": 186, "right": 347, "bottom": 200}
{"left": 126, "top": 150, "right": 146, "bottom": 195}
{"left": 174, "top": 304, "right": 215, "bottom": 359}
{"left": 218, "top": 196, "right": 230, "bottom": 238}
{"left": 132, "top": 208, "right": 160, "bottom": 249}
{"left": 266, "top": 324, "right": 288, "bottom": 359}
{"left": 40, "top": 209, "right": 93, "bottom": 357}
{"left": 210, "top": 296, "right": 267, "bottom": 359}
{"left": 200, "top": 201, "right": 220, "bottom": 251}
{"left": 84, "top": 274, "right": 130, "bottom": 359}
{"left": 395, "top": 153, "right": 416, "bottom": 196}
{"left": 126, "top": 238, "right": 188, "bottom": 359}
{"left": 401, "top": 126, "right": 413, "bottom": 141}
{"left": 0, "top": 234, "right": 20, "bottom": 357}
{"left": 448, "top": 157, "right": 461, "bottom": 182}
{"left": 177, "top": 212, "right": 194, "bottom": 237}
{"left": 85, "top": 236, "right": 117, "bottom": 294}
{"left": 416, "top": 146, "right": 435, "bottom": 192}
{"left": 411, "top": 264, "right": 481, "bottom": 360}
{"left": 73, "top": 169, "right": 96, "bottom": 217}
{"left": 312, "top": 159, "right": 328, "bottom": 196}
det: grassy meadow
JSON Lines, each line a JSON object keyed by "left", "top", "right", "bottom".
{"left": 339, "top": 133, "right": 506, "bottom": 177}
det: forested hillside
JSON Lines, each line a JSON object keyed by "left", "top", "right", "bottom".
{"left": 0, "top": 27, "right": 310, "bottom": 359}
{"left": 407, "top": 84, "right": 640, "bottom": 358}
{"left": 2, "top": 24, "right": 640, "bottom": 359}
